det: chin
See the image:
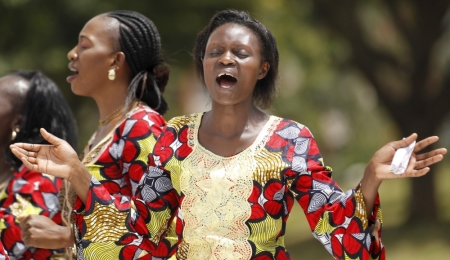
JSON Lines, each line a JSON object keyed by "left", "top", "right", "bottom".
{"left": 212, "top": 100, "right": 239, "bottom": 107}
{"left": 70, "top": 85, "right": 89, "bottom": 97}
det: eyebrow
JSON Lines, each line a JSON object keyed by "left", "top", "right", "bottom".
{"left": 78, "top": 35, "right": 91, "bottom": 42}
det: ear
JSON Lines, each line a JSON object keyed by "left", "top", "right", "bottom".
{"left": 257, "top": 61, "right": 270, "bottom": 80}
{"left": 10, "top": 114, "right": 22, "bottom": 131}
{"left": 110, "top": 51, "right": 127, "bottom": 70}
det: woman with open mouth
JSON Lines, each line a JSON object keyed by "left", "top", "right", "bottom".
{"left": 11, "top": 9, "right": 447, "bottom": 260}
{"left": 10, "top": 10, "right": 172, "bottom": 259}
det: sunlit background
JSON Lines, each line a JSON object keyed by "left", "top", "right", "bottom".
{"left": 1, "top": 0, "right": 450, "bottom": 258}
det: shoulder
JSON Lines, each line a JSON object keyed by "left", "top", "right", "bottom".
{"left": 265, "top": 116, "right": 317, "bottom": 152}
{"left": 271, "top": 116, "right": 315, "bottom": 140}
{"left": 154, "top": 113, "right": 199, "bottom": 147}
{"left": 266, "top": 116, "right": 322, "bottom": 161}
{"left": 128, "top": 105, "right": 166, "bottom": 127}
{"left": 117, "top": 105, "right": 167, "bottom": 138}
{"left": 165, "top": 113, "right": 199, "bottom": 132}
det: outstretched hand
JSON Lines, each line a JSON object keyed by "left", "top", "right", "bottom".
{"left": 367, "top": 133, "right": 447, "bottom": 181}
{"left": 10, "top": 128, "right": 80, "bottom": 180}
{"left": 361, "top": 133, "right": 446, "bottom": 216}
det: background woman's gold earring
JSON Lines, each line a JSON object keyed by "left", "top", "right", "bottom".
{"left": 11, "top": 127, "right": 19, "bottom": 141}
{"left": 108, "top": 69, "right": 116, "bottom": 81}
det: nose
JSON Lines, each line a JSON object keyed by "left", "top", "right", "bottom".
{"left": 219, "top": 51, "right": 235, "bottom": 66}
{"left": 67, "top": 46, "right": 77, "bottom": 61}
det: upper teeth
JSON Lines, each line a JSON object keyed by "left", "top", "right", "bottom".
{"left": 218, "top": 73, "right": 232, "bottom": 77}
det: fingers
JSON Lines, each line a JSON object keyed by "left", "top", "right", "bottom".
{"left": 415, "top": 154, "right": 444, "bottom": 169}
{"left": 10, "top": 147, "right": 39, "bottom": 172}
{"left": 416, "top": 148, "right": 447, "bottom": 161}
{"left": 10, "top": 146, "right": 26, "bottom": 159}
{"left": 40, "top": 128, "right": 64, "bottom": 146}
{"left": 19, "top": 214, "right": 32, "bottom": 245}
{"left": 10, "top": 146, "right": 37, "bottom": 161}
{"left": 413, "top": 167, "right": 430, "bottom": 177}
{"left": 389, "top": 133, "right": 418, "bottom": 150}
{"left": 18, "top": 214, "right": 31, "bottom": 230}
{"left": 10, "top": 142, "right": 40, "bottom": 152}
{"left": 11, "top": 146, "right": 38, "bottom": 158}
{"left": 414, "top": 136, "right": 440, "bottom": 153}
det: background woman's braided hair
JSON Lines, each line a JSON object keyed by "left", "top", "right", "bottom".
{"left": 107, "top": 10, "right": 169, "bottom": 115}
{"left": 193, "top": 9, "right": 279, "bottom": 109}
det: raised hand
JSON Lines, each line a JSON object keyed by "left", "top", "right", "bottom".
{"left": 361, "top": 133, "right": 446, "bottom": 216}
{"left": 10, "top": 128, "right": 80, "bottom": 180}
{"left": 366, "top": 133, "right": 447, "bottom": 181}
{"left": 18, "top": 214, "right": 73, "bottom": 249}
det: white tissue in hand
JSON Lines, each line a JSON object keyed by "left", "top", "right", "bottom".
{"left": 390, "top": 141, "right": 416, "bottom": 174}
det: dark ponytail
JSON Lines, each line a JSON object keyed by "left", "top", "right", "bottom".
{"left": 107, "top": 10, "right": 169, "bottom": 115}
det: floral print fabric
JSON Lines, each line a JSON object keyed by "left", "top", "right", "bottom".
{"left": 0, "top": 241, "right": 9, "bottom": 260}
{"left": 0, "top": 165, "right": 64, "bottom": 259}
{"left": 81, "top": 112, "right": 386, "bottom": 260}
{"left": 72, "top": 105, "right": 170, "bottom": 259}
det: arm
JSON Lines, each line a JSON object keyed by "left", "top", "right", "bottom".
{"left": 0, "top": 167, "right": 68, "bottom": 255}
{"left": 285, "top": 126, "right": 384, "bottom": 259}
{"left": 9, "top": 109, "right": 178, "bottom": 258}
{"left": 287, "top": 126, "right": 445, "bottom": 259}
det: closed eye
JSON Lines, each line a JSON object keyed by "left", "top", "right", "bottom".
{"left": 236, "top": 54, "right": 249, "bottom": 59}
{"left": 208, "top": 52, "right": 222, "bottom": 57}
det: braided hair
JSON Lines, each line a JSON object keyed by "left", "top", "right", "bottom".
{"left": 107, "top": 10, "right": 169, "bottom": 115}
{"left": 193, "top": 10, "right": 279, "bottom": 109}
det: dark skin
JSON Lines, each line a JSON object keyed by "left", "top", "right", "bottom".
{"left": 196, "top": 23, "right": 447, "bottom": 217}
{"left": 9, "top": 22, "right": 447, "bottom": 250}
{"left": 67, "top": 14, "right": 132, "bottom": 148}
{"left": 199, "top": 23, "right": 270, "bottom": 157}
{"left": 0, "top": 75, "right": 29, "bottom": 186}
{"left": 14, "top": 14, "right": 134, "bottom": 249}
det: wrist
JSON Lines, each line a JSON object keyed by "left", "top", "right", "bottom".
{"left": 66, "top": 161, "right": 92, "bottom": 204}
{"left": 67, "top": 160, "right": 83, "bottom": 183}
{"left": 59, "top": 225, "right": 75, "bottom": 247}
{"left": 362, "top": 162, "right": 382, "bottom": 191}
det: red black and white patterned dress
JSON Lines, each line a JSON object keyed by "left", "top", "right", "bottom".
{"left": 80, "top": 112, "right": 386, "bottom": 260}
{"left": 71, "top": 105, "right": 171, "bottom": 259}
{"left": 0, "top": 165, "right": 64, "bottom": 259}
{"left": 0, "top": 241, "right": 9, "bottom": 260}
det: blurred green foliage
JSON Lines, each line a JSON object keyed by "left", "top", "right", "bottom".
{"left": 1, "top": 0, "right": 450, "bottom": 258}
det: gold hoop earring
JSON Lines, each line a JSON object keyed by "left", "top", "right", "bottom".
{"left": 11, "top": 127, "right": 19, "bottom": 141}
{"left": 108, "top": 69, "right": 116, "bottom": 81}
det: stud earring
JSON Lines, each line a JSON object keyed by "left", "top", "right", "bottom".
{"left": 11, "top": 127, "right": 19, "bottom": 141}
{"left": 108, "top": 68, "right": 116, "bottom": 81}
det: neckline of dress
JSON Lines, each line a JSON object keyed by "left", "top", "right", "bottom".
{"left": 82, "top": 105, "right": 147, "bottom": 164}
{"left": 191, "top": 112, "right": 278, "bottom": 160}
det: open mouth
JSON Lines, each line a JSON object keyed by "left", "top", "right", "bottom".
{"left": 67, "top": 66, "right": 79, "bottom": 83}
{"left": 69, "top": 67, "right": 79, "bottom": 75}
{"left": 216, "top": 73, "right": 237, "bottom": 88}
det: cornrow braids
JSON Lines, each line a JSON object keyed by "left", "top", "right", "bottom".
{"left": 107, "top": 10, "right": 169, "bottom": 115}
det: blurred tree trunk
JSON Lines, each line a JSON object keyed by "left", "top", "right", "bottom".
{"left": 311, "top": 0, "right": 450, "bottom": 225}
